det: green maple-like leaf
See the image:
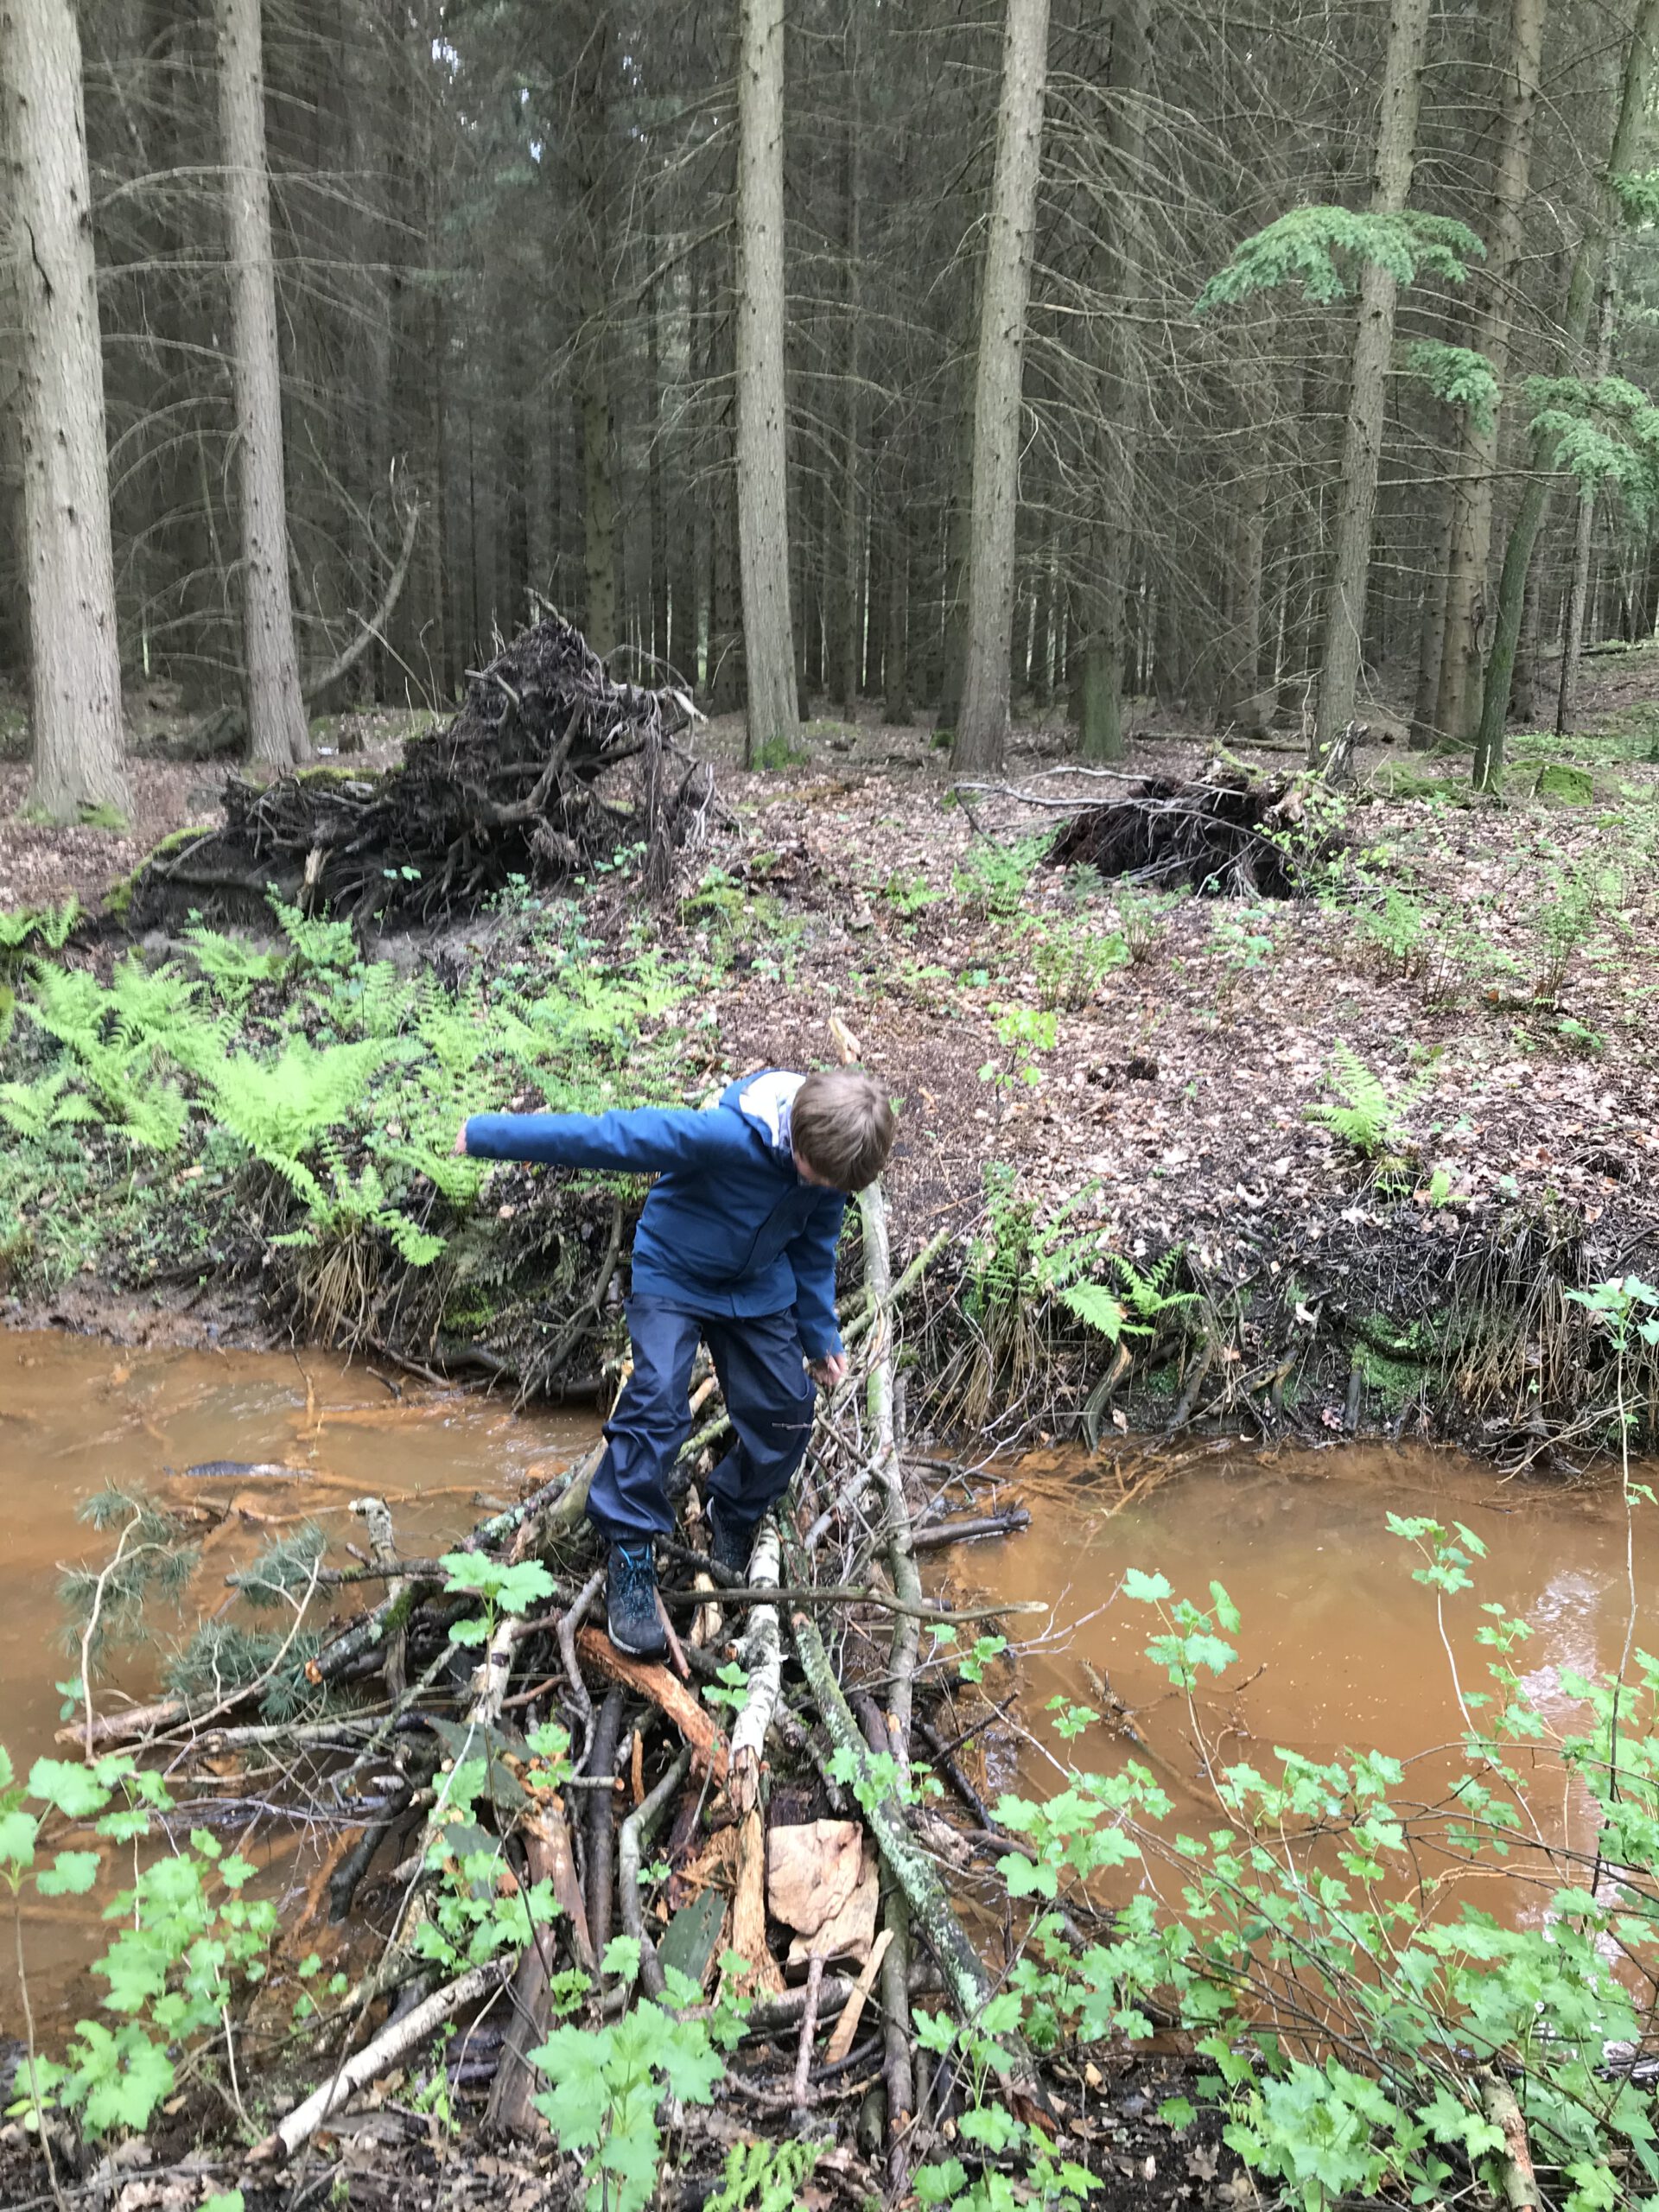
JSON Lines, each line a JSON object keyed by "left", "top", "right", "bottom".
{"left": 37, "top": 1850, "right": 101, "bottom": 1897}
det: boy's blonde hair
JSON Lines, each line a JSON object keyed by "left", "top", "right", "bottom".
{"left": 791, "top": 1070, "right": 895, "bottom": 1193}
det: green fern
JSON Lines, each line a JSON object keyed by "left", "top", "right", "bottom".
{"left": 0, "top": 1070, "right": 100, "bottom": 1140}
{"left": 1197, "top": 206, "right": 1483, "bottom": 311}
{"left": 204, "top": 1034, "right": 393, "bottom": 1180}
{"left": 1054, "top": 1281, "right": 1130, "bottom": 1344}
{"left": 1111, "top": 1249, "right": 1200, "bottom": 1324}
{"left": 1306, "top": 1041, "right": 1432, "bottom": 1159}
{"left": 183, "top": 923, "right": 287, "bottom": 1007}
{"left": 270, "top": 1154, "right": 447, "bottom": 1266}
{"left": 268, "top": 892, "right": 359, "bottom": 976}
{"left": 0, "top": 899, "right": 79, "bottom": 953}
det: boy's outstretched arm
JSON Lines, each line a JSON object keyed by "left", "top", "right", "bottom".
{"left": 785, "top": 1196, "right": 848, "bottom": 1385}
{"left": 453, "top": 1103, "right": 741, "bottom": 1174}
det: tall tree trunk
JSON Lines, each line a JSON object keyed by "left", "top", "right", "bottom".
{"left": 217, "top": 0, "right": 308, "bottom": 772}
{"left": 2, "top": 0, "right": 130, "bottom": 821}
{"left": 1409, "top": 497, "right": 1453, "bottom": 747}
{"left": 1554, "top": 275, "right": 1616, "bottom": 734}
{"left": 1313, "top": 0, "right": 1431, "bottom": 763}
{"left": 883, "top": 438, "right": 911, "bottom": 725}
{"left": 648, "top": 280, "right": 669, "bottom": 669}
{"left": 937, "top": 291, "right": 976, "bottom": 728}
{"left": 1510, "top": 557, "right": 1541, "bottom": 723}
{"left": 954, "top": 0, "right": 1052, "bottom": 772}
{"left": 833, "top": 10, "right": 863, "bottom": 715}
{"left": 734, "top": 0, "right": 797, "bottom": 760}
{"left": 572, "top": 11, "right": 616, "bottom": 658}
{"left": 1433, "top": 0, "right": 1548, "bottom": 747}
{"left": 1474, "top": 0, "right": 1659, "bottom": 786}
{"left": 1077, "top": 0, "right": 1151, "bottom": 763}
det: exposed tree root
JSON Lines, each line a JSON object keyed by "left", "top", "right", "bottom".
{"left": 1045, "top": 759, "right": 1341, "bottom": 895}
{"left": 124, "top": 613, "right": 715, "bottom": 927}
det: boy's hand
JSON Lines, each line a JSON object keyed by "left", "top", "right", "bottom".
{"left": 808, "top": 1352, "right": 848, "bottom": 1390}
{"left": 452, "top": 1121, "right": 470, "bottom": 1157}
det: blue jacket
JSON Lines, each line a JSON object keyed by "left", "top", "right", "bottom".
{"left": 463, "top": 1071, "right": 847, "bottom": 1356}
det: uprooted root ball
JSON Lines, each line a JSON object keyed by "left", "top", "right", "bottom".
{"left": 1048, "top": 762, "right": 1344, "bottom": 896}
{"left": 122, "top": 614, "right": 716, "bottom": 928}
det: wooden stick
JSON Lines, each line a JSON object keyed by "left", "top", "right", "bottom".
{"left": 576, "top": 1626, "right": 728, "bottom": 1783}
{"left": 619, "top": 1748, "right": 691, "bottom": 2000}
{"left": 728, "top": 1518, "right": 782, "bottom": 1817}
{"left": 653, "top": 1588, "right": 692, "bottom": 1680}
{"left": 258, "top": 1957, "right": 510, "bottom": 2159}
{"left": 663, "top": 1583, "right": 1046, "bottom": 1625}
{"left": 791, "top": 1954, "right": 827, "bottom": 2113}
{"left": 1478, "top": 2068, "right": 1543, "bottom": 2210}
{"left": 823, "top": 1925, "right": 893, "bottom": 2066}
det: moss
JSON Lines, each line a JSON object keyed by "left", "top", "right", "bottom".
{"left": 1353, "top": 1311, "right": 1444, "bottom": 1361}
{"left": 294, "top": 763, "right": 370, "bottom": 787}
{"left": 1353, "top": 1344, "right": 1424, "bottom": 1407}
{"left": 105, "top": 823, "right": 216, "bottom": 917}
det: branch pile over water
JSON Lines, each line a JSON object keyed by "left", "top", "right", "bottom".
{"left": 69, "top": 1197, "right": 1077, "bottom": 2192}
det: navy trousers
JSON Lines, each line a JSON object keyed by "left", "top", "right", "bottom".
{"left": 586, "top": 1296, "right": 817, "bottom": 1546}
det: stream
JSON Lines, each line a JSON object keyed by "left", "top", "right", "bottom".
{"left": 3, "top": 1330, "right": 1653, "bottom": 2037}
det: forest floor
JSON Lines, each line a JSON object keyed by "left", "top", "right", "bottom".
{"left": 5, "top": 650, "right": 1656, "bottom": 1452}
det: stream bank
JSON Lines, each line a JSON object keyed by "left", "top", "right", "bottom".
{"left": 3, "top": 682, "right": 1657, "bottom": 1465}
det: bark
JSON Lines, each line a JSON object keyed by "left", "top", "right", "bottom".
{"left": 1510, "top": 558, "right": 1541, "bottom": 725}
{"left": 937, "top": 308, "right": 976, "bottom": 729}
{"left": 953, "top": 0, "right": 1052, "bottom": 772}
{"left": 648, "top": 281, "right": 669, "bottom": 669}
{"left": 734, "top": 0, "right": 798, "bottom": 761}
{"left": 216, "top": 0, "right": 309, "bottom": 773}
{"left": 1555, "top": 276, "right": 1616, "bottom": 734}
{"left": 1220, "top": 319, "right": 1275, "bottom": 732}
{"left": 883, "top": 442, "right": 912, "bottom": 724}
{"left": 1313, "top": 0, "right": 1431, "bottom": 763}
{"left": 1474, "top": 0, "right": 1659, "bottom": 786}
{"left": 1433, "top": 0, "right": 1548, "bottom": 747}
{"left": 574, "top": 16, "right": 617, "bottom": 660}
{"left": 1077, "top": 0, "right": 1151, "bottom": 764}
{"left": 2, "top": 0, "right": 131, "bottom": 823}
{"left": 834, "top": 18, "right": 863, "bottom": 716}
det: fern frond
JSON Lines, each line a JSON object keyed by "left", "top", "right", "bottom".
{"left": 0, "top": 899, "right": 79, "bottom": 952}
{"left": 1055, "top": 1281, "right": 1129, "bottom": 1343}
{"left": 1112, "top": 1250, "right": 1200, "bottom": 1319}
{"left": 1306, "top": 1041, "right": 1429, "bottom": 1158}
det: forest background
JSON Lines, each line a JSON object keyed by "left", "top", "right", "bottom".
{"left": 9, "top": 0, "right": 1659, "bottom": 810}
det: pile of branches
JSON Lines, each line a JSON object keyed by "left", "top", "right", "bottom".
{"left": 126, "top": 615, "right": 715, "bottom": 928}
{"left": 63, "top": 1195, "right": 1058, "bottom": 2197}
{"left": 1047, "top": 760, "right": 1339, "bottom": 897}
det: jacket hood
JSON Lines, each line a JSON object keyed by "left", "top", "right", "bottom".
{"left": 720, "top": 1069, "right": 805, "bottom": 1170}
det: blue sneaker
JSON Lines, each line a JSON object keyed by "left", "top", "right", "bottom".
{"left": 607, "top": 1542, "right": 668, "bottom": 1661}
{"left": 707, "top": 1500, "right": 759, "bottom": 1582}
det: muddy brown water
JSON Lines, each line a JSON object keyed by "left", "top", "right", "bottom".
{"left": 950, "top": 1441, "right": 1658, "bottom": 1905}
{"left": 0, "top": 1330, "right": 596, "bottom": 2033}
{"left": 3, "top": 1333, "right": 1652, "bottom": 2039}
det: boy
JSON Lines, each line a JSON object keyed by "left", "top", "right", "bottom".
{"left": 455, "top": 1067, "right": 895, "bottom": 1658}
